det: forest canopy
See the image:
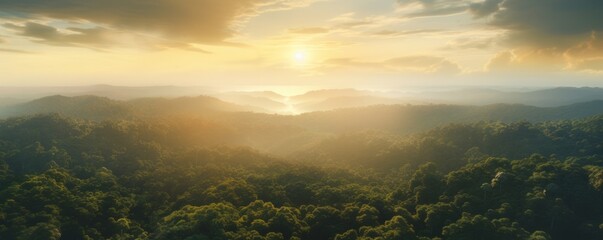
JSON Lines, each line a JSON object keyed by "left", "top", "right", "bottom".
{"left": 0, "top": 111, "right": 602, "bottom": 239}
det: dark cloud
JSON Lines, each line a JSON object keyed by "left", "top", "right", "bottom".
{"left": 469, "top": 0, "right": 502, "bottom": 17}
{"left": 486, "top": 32, "right": 603, "bottom": 73}
{"left": 398, "top": 0, "right": 469, "bottom": 18}
{"left": 3, "top": 22, "right": 110, "bottom": 47}
{"left": 472, "top": 0, "right": 603, "bottom": 48}
{"left": 0, "top": 0, "right": 296, "bottom": 45}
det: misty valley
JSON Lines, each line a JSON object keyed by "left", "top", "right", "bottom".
{"left": 0, "top": 87, "right": 603, "bottom": 239}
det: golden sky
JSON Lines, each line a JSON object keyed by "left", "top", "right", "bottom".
{"left": 0, "top": 0, "right": 602, "bottom": 88}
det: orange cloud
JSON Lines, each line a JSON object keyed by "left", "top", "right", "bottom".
{"left": 487, "top": 32, "right": 603, "bottom": 73}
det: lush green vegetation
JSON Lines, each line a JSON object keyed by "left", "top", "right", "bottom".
{"left": 1, "top": 112, "right": 603, "bottom": 240}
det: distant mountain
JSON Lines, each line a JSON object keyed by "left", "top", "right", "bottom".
{"left": 0, "top": 85, "right": 213, "bottom": 100}
{"left": 0, "top": 95, "right": 132, "bottom": 120}
{"left": 3, "top": 86, "right": 602, "bottom": 113}
{"left": 3, "top": 91, "right": 603, "bottom": 136}
{"left": 294, "top": 95, "right": 405, "bottom": 112}
{"left": 215, "top": 92, "right": 287, "bottom": 113}
{"left": 283, "top": 87, "right": 603, "bottom": 113}
{"left": 0, "top": 95, "right": 268, "bottom": 120}
{"left": 286, "top": 100, "right": 603, "bottom": 134}
{"left": 229, "top": 91, "right": 287, "bottom": 102}
{"left": 289, "top": 89, "right": 373, "bottom": 104}
{"left": 173, "top": 100, "right": 603, "bottom": 155}
{"left": 418, "top": 87, "right": 603, "bottom": 107}
{"left": 77, "top": 85, "right": 213, "bottom": 100}
{"left": 3, "top": 94, "right": 603, "bottom": 156}
{"left": 523, "top": 87, "right": 603, "bottom": 106}
{"left": 129, "top": 96, "right": 268, "bottom": 115}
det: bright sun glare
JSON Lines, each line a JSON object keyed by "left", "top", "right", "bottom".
{"left": 293, "top": 50, "right": 307, "bottom": 63}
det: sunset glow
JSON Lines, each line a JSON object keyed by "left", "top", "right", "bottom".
{"left": 0, "top": 0, "right": 599, "bottom": 89}
{"left": 293, "top": 51, "right": 307, "bottom": 63}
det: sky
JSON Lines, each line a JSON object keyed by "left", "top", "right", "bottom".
{"left": 0, "top": 0, "right": 602, "bottom": 89}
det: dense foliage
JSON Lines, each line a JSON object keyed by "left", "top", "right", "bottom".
{"left": 1, "top": 114, "right": 603, "bottom": 239}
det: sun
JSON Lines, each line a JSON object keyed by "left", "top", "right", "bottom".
{"left": 292, "top": 50, "right": 307, "bottom": 63}
{"left": 289, "top": 48, "right": 313, "bottom": 67}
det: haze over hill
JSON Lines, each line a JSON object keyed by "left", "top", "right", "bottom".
{"left": 2, "top": 94, "right": 603, "bottom": 239}
{"left": 0, "top": 95, "right": 266, "bottom": 121}
{"left": 4, "top": 83, "right": 603, "bottom": 240}
{"left": 2, "top": 86, "right": 603, "bottom": 115}
{"left": 3, "top": 90, "right": 603, "bottom": 158}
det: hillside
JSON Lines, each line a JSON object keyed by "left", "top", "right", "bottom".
{"left": 2, "top": 87, "right": 603, "bottom": 114}
{"left": 3, "top": 96, "right": 603, "bottom": 157}
{"left": 0, "top": 95, "right": 267, "bottom": 120}
{"left": 417, "top": 87, "right": 603, "bottom": 107}
{"left": 217, "top": 87, "right": 603, "bottom": 113}
{"left": 0, "top": 95, "right": 133, "bottom": 120}
{"left": 0, "top": 114, "right": 602, "bottom": 239}
{"left": 294, "top": 95, "right": 405, "bottom": 112}
{"left": 128, "top": 95, "right": 269, "bottom": 115}
{"left": 285, "top": 100, "right": 603, "bottom": 134}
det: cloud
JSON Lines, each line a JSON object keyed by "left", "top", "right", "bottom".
{"left": 565, "top": 33, "right": 603, "bottom": 61}
{"left": 486, "top": 51, "right": 513, "bottom": 71}
{"left": 256, "top": 0, "right": 321, "bottom": 12}
{"left": 329, "top": 13, "right": 401, "bottom": 30}
{"left": 0, "top": 0, "right": 317, "bottom": 48}
{"left": 443, "top": 37, "right": 494, "bottom": 50}
{"left": 0, "top": 33, "right": 33, "bottom": 53}
{"left": 573, "top": 59, "right": 603, "bottom": 72}
{"left": 324, "top": 55, "right": 462, "bottom": 74}
{"left": 324, "top": 58, "right": 379, "bottom": 68}
{"left": 0, "top": 48, "right": 32, "bottom": 54}
{"left": 565, "top": 33, "right": 603, "bottom": 72}
{"left": 385, "top": 56, "right": 462, "bottom": 74}
{"left": 335, "top": 20, "right": 374, "bottom": 29}
{"left": 486, "top": 49, "right": 567, "bottom": 73}
{"left": 486, "top": 32, "right": 603, "bottom": 73}
{"left": 370, "top": 29, "right": 444, "bottom": 37}
{"left": 469, "top": 0, "right": 502, "bottom": 17}
{"left": 397, "top": 0, "right": 470, "bottom": 18}
{"left": 3, "top": 22, "right": 110, "bottom": 47}
{"left": 470, "top": 0, "right": 603, "bottom": 74}
{"left": 471, "top": 0, "right": 603, "bottom": 48}
{"left": 407, "top": 6, "right": 467, "bottom": 18}
{"left": 288, "top": 27, "right": 330, "bottom": 34}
